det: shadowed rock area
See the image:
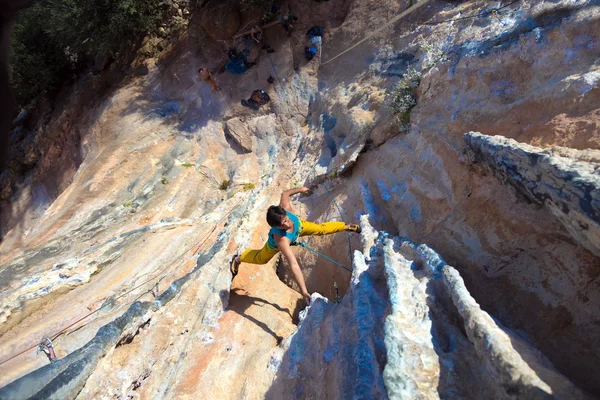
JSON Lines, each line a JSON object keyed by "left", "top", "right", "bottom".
{"left": 1, "top": 0, "right": 599, "bottom": 398}
{"left": 464, "top": 131, "right": 600, "bottom": 257}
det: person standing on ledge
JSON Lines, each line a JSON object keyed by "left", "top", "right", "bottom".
{"left": 230, "top": 186, "right": 361, "bottom": 304}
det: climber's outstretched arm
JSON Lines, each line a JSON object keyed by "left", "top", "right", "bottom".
{"left": 277, "top": 237, "right": 311, "bottom": 305}
{"left": 279, "top": 186, "right": 310, "bottom": 212}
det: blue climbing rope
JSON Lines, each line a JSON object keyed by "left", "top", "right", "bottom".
{"left": 296, "top": 241, "right": 352, "bottom": 273}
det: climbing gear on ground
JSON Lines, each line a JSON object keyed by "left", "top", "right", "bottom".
{"left": 243, "top": 90, "right": 270, "bottom": 110}
{"left": 37, "top": 338, "right": 56, "bottom": 363}
{"left": 225, "top": 45, "right": 255, "bottom": 75}
{"left": 251, "top": 90, "right": 270, "bottom": 105}
{"left": 262, "top": 44, "right": 275, "bottom": 53}
{"left": 346, "top": 224, "right": 362, "bottom": 234}
{"left": 305, "top": 46, "right": 318, "bottom": 60}
{"left": 230, "top": 254, "right": 240, "bottom": 278}
{"left": 241, "top": 99, "right": 259, "bottom": 110}
{"left": 306, "top": 26, "right": 323, "bottom": 38}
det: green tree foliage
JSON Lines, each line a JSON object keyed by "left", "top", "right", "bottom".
{"left": 9, "top": 0, "right": 164, "bottom": 106}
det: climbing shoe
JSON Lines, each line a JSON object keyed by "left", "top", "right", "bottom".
{"left": 347, "top": 224, "right": 362, "bottom": 234}
{"left": 230, "top": 254, "right": 240, "bottom": 278}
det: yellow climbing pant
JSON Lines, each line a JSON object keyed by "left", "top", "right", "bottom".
{"left": 239, "top": 220, "right": 346, "bottom": 265}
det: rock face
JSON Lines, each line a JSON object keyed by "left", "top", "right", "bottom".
{"left": 464, "top": 132, "right": 600, "bottom": 258}
{"left": 1, "top": 0, "right": 600, "bottom": 398}
{"left": 199, "top": 0, "right": 241, "bottom": 40}
{"left": 269, "top": 216, "right": 589, "bottom": 399}
{"left": 3, "top": 216, "right": 587, "bottom": 399}
{"left": 225, "top": 118, "right": 254, "bottom": 153}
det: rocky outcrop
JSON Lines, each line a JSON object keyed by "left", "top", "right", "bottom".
{"left": 199, "top": 0, "right": 241, "bottom": 40}
{"left": 224, "top": 118, "right": 254, "bottom": 153}
{"left": 1, "top": 0, "right": 600, "bottom": 398}
{"left": 464, "top": 132, "right": 600, "bottom": 258}
{"left": 269, "top": 216, "right": 590, "bottom": 399}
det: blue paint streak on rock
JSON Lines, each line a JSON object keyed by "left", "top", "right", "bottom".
{"left": 360, "top": 180, "right": 381, "bottom": 221}
{"left": 410, "top": 204, "right": 422, "bottom": 223}
{"left": 321, "top": 114, "right": 337, "bottom": 133}
{"left": 376, "top": 180, "right": 392, "bottom": 201}
{"left": 149, "top": 101, "right": 180, "bottom": 118}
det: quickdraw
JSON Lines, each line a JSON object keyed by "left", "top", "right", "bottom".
{"left": 37, "top": 338, "right": 56, "bottom": 363}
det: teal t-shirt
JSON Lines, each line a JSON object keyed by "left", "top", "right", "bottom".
{"left": 267, "top": 211, "right": 300, "bottom": 249}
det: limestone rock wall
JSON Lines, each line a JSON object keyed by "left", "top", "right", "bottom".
{"left": 281, "top": 0, "right": 600, "bottom": 394}
{"left": 464, "top": 131, "right": 600, "bottom": 257}
{"left": 269, "top": 216, "right": 590, "bottom": 399}
{"left": 1, "top": 0, "right": 599, "bottom": 398}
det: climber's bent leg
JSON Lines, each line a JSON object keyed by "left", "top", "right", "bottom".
{"left": 299, "top": 220, "right": 347, "bottom": 237}
{"left": 240, "top": 243, "right": 279, "bottom": 264}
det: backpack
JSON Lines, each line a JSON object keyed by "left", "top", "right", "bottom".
{"left": 305, "top": 46, "right": 318, "bottom": 60}
{"left": 307, "top": 26, "right": 323, "bottom": 38}
{"left": 227, "top": 48, "right": 238, "bottom": 60}
{"left": 251, "top": 90, "right": 270, "bottom": 105}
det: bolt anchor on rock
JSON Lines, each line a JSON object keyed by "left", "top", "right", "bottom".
{"left": 37, "top": 337, "right": 57, "bottom": 363}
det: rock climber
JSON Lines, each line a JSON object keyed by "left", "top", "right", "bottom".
{"left": 247, "top": 24, "right": 275, "bottom": 53}
{"left": 281, "top": 13, "right": 298, "bottom": 36}
{"left": 250, "top": 24, "right": 263, "bottom": 43}
{"left": 198, "top": 68, "right": 220, "bottom": 91}
{"left": 230, "top": 186, "right": 361, "bottom": 305}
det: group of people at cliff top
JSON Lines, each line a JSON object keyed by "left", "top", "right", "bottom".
{"left": 197, "top": 5, "right": 302, "bottom": 110}
{"left": 230, "top": 186, "right": 362, "bottom": 305}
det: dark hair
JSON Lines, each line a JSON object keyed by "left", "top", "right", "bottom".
{"left": 198, "top": 68, "right": 204, "bottom": 73}
{"left": 266, "top": 205, "right": 287, "bottom": 227}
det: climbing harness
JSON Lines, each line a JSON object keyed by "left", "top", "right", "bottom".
{"left": 295, "top": 241, "right": 352, "bottom": 273}
{"left": 36, "top": 338, "right": 56, "bottom": 363}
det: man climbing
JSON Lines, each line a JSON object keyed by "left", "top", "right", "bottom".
{"left": 198, "top": 68, "right": 220, "bottom": 91}
{"left": 230, "top": 186, "right": 361, "bottom": 305}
